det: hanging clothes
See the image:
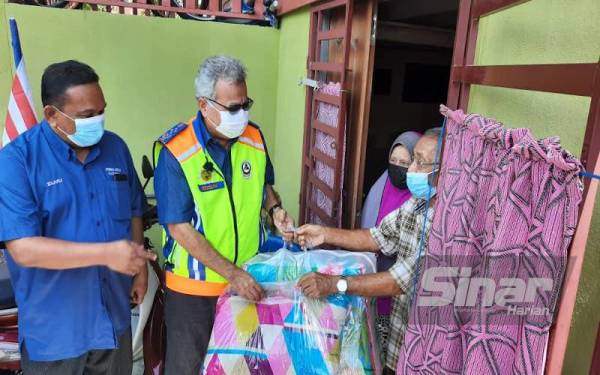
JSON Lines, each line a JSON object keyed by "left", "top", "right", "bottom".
{"left": 397, "top": 109, "right": 583, "bottom": 374}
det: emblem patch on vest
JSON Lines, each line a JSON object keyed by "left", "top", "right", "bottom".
{"left": 241, "top": 160, "right": 252, "bottom": 179}
{"left": 201, "top": 169, "right": 212, "bottom": 181}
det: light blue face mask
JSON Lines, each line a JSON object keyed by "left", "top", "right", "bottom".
{"left": 54, "top": 107, "right": 105, "bottom": 147}
{"left": 407, "top": 170, "right": 437, "bottom": 199}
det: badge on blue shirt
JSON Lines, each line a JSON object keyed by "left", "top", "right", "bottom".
{"left": 198, "top": 181, "right": 225, "bottom": 192}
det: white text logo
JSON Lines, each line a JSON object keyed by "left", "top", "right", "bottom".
{"left": 46, "top": 178, "right": 63, "bottom": 187}
{"left": 417, "top": 267, "right": 554, "bottom": 316}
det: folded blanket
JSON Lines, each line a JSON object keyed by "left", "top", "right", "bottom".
{"left": 203, "top": 249, "right": 380, "bottom": 375}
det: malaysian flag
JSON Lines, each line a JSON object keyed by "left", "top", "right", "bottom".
{"left": 1, "top": 17, "right": 37, "bottom": 148}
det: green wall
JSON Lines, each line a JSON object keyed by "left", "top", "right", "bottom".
{"left": 0, "top": 4, "right": 278, "bottom": 247}
{"left": 468, "top": 0, "right": 600, "bottom": 373}
{"left": 271, "top": 8, "right": 310, "bottom": 221}
{"left": 0, "top": 3, "right": 280, "bottom": 169}
{"left": 0, "top": 3, "right": 309, "bottom": 243}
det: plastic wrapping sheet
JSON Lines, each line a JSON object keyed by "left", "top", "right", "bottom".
{"left": 203, "top": 249, "right": 381, "bottom": 375}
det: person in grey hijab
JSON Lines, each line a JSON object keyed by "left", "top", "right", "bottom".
{"left": 358, "top": 130, "right": 420, "bottom": 355}
{"left": 360, "top": 131, "right": 421, "bottom": 229}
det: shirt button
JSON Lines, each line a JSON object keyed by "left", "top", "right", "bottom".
{"left": 90, "top": 193, "right": 95, "bottom": 199}
{"left": 96, "top": 221, "right": 101, "bottom": 226}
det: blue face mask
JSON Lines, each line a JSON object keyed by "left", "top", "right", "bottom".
{"left": 407, "top": 171, "right": 437, "bottom": 199}
{"left": 55, "top": 107, "right": 105, "bottom": 147}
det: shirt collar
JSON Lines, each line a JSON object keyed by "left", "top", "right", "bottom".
{"left": 41, "top": 120, "right": 101, "bottom": 164}
{"left": 41, "top": 120, "right": 72, "bottom": 160}
{"left": 193, "top": 111, "right": 212, "bottom": 148}
{"left": 413, "top": 196, "right": 435, "bottom": 213}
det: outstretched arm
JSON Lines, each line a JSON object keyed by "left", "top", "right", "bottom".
{"left": 298, "top": 271, "right": 402, "bottom": 298}
{"left": 296, "top": 224, "right": 380, "bottom": 252}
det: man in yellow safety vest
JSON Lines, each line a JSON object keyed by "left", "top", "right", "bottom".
{"left": 154, "top": 55, "right": 293, "bottom": 375}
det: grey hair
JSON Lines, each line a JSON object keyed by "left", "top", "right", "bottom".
{"left": 194, "top": 55, "right": 247, "bottom": 100}
{"left": 423, "top": 127, "right": 443, "bottom": 139}
{"left": 423, "top": 127, "right": 443, "bottom": 164}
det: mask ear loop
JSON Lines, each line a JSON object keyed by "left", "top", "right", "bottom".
{"left": 410, "top": 116, "right": 447, "bottom": 303}
{"left": 51, "top": 106, "right": 74, "bottom": 136}
{"left": 204, "top": 100, "right": 221, "bottom": 128}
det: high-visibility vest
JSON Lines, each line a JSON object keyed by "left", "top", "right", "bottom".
{"left": 154, "top": 115, "right": 267, "bottom": 296}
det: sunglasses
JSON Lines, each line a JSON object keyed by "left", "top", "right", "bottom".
{"left": 205, "top": 97, "right": 254, "bottom": 114}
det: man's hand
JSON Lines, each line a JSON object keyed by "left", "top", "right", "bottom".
{"left": 295, "top": 224, "right": 327, "bottom": 249}
{"left": 227, "top": 267, "right": 264, "bottom": 302}
{"left": 272, "top": 207, "right": 295, "bottom": 242}
{"left": 130, "top": 268, "right": 148, "bottom": 305}
{"left": 440, "top": 104, "right": 450, "bottom": 117}
{"left": 297, "top": 272, "right": 339, "bottom": 298}
{"left": 105, "top": 240, "right": 156, "bottom": 276}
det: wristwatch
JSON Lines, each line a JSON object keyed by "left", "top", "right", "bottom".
{"left": 336, "top": 277, "right": 348, "bottom": 295}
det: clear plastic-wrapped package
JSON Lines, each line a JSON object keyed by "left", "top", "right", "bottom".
{"left": 203, "top": 249, "right": 381, "bottom": 375}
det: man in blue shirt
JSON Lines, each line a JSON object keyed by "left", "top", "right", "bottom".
{"left": 0, "top": 60, "right": 156, "bottom": 375}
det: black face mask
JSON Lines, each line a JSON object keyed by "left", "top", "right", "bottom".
{"left": 388, "top": 164, "right": 408, "bottom": 189}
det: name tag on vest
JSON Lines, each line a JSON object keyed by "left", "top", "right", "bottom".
{"left": 198, "top": 181, "right": 225, "bottom": 192}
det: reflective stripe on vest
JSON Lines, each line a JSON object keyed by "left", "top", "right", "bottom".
{"left": 155, "top": 118, "right": 267, "bottom": 296}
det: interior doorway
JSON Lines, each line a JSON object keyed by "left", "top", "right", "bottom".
{"left": 360, "top": 0, "right": 458, "bottom": 216}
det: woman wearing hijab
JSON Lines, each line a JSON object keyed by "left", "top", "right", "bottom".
{"left": 359, "top": 130, "right": 421, "bottom": 357}
{"left": 361, "top": 131, "right": 421, "bottom": 228}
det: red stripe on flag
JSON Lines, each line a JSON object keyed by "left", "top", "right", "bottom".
{"left": 4, "top": 113, "right": 19, "bottom": 141}
{"left": 12, "top": 76, "right": 37, "bottom": 128}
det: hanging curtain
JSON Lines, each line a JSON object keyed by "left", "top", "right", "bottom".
{"left": 397, "top": 109, "right": 583, "bottom": 374}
